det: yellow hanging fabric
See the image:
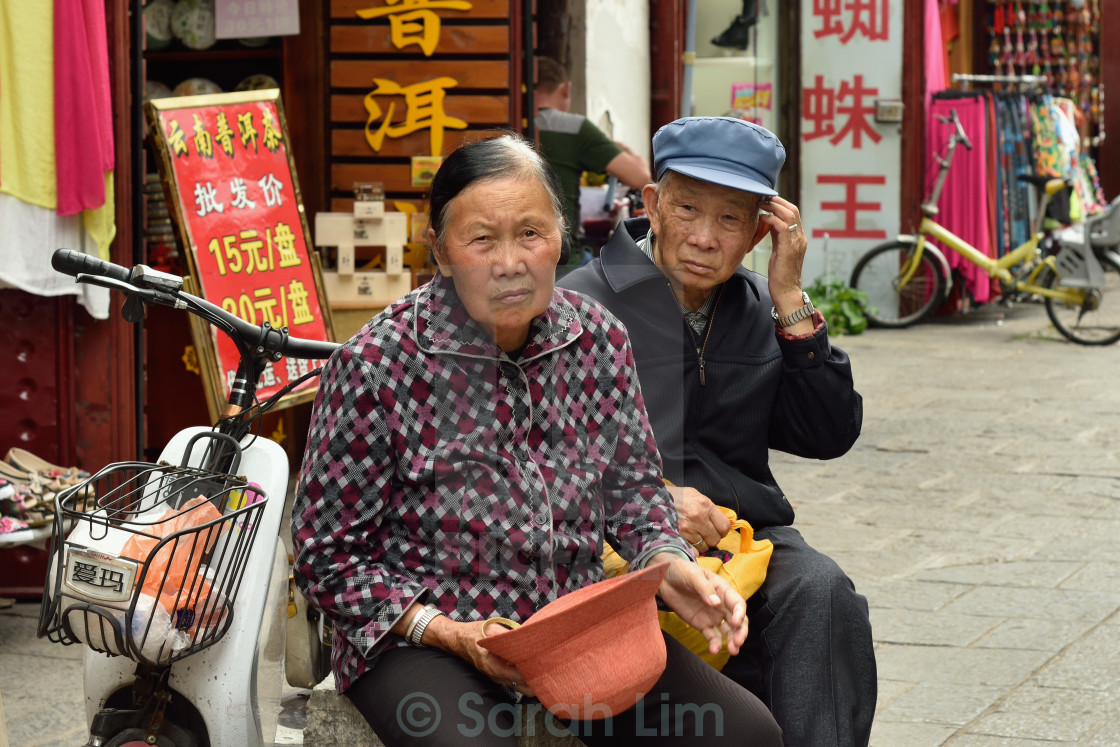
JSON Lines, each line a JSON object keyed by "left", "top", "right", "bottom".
{"left": 83, "top": 172, "right": 116, "bottom": 260}
{"left": 0, "top": 0, "right": 57, "bottom": 209}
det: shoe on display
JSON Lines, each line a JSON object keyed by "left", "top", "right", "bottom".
{"left": 5, "top": 447, "right": 87, "bottom": 486}
{"left": 711, "top": 14, "right": 756, "bottom": 50}
{"left": 712, "top": 0, "right": 759, "bottom": 50}
{"left": 0, "top": 516, "right": 30, "bottom": 534}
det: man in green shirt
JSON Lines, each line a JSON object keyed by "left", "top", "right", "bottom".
{"left": 534, "top": 57, "right": 651, "bottom": 259}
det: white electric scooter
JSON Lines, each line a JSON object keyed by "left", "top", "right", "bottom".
{"left": 38, "top": 249, "right": 339, "bottom": 747}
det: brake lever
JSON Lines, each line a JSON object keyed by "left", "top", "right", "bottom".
{"left": 75, "top": 273, "right": 188, "bottom": 316}
{"left": 75, "top": 273, "right": 143, "bottom": 295}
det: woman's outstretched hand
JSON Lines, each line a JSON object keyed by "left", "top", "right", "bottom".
{"left": 647, "top": 554, "right": 748, "bottom": 656}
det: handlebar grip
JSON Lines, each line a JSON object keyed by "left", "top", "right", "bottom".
{"left": 52, "top": 248, "right": 131, "bottom": 283}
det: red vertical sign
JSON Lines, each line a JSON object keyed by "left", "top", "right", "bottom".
{"left": 149, "top": 93, "right": 332, "bottom": 409}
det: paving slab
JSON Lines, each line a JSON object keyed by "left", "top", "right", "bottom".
{"left": 859, "top": 579, "right": 973, "bottom": 612}
{"left": 869, "top": 720, "right": 957, "bottom": 747}
{"left": 1030, "top": 622, "right": 1120, "bottom": 691}
{"left": 874, "top": 643, "right": 1052, "bottom": 688}
{"left": 870, "top": 607, "right": 1003, "bottom": 647}
{"left": 971, "top": 617, "right": 1100, "bottom": 651}
{"left": 940, "top": 585, "right": 1120, "bottom": 622}
{"left": 1060, "top": 561, "right": 1120, "bottom": 591}
{"left": 876, "top": 681, "right": 1007, "bottom": 726}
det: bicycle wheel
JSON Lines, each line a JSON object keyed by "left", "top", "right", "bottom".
{"left": 1044, "top": 252, "right": 1120, "bottom": 345}
{"left": 850, "top": 241, "right": 944, "bottom": 328}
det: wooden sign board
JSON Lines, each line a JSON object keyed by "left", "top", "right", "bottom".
{"left": 145, "top": 89, "right": 336, "bottom": 424}
{"left": 326, "top": 0, "right": 524, "bottom": 212}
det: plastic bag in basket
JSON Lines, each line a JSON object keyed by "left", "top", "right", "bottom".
{"left": 161, "top": 569, "right": 229, "bottom": 635}
{"left": 63, "top": 591, "right": 190, "bottom": 662}
{"left": 121, "top": 495, "right": 225, "bottom": 601}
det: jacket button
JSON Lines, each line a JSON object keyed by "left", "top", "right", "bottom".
{"left": 534, "top": 512, "right": 549, "bottom": 527}
{"left": 807, "top": 351, "right": 816, "bottom": 360}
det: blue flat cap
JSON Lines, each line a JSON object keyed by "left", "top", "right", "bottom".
{"left": 653, "top": 117, "right": 785, "bottom": 196}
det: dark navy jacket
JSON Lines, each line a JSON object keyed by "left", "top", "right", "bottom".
{"left": 559, "top": 217, "right": 863, "bottom": 529}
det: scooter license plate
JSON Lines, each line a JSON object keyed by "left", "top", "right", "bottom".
{"left": 63, "top": 545, "right": 138, "bottom": 603}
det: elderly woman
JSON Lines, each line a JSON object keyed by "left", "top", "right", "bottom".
{"left": 293, "top": 135, "right": 782, "bottom": 746}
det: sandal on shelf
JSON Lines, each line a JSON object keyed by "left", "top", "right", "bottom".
{"left": 0, "top": 515, "right": 31, "bottom": 533}
{"left": 0, "top": 460, "right": 66, "bottom": 493}
{"left": 6, "top": 448, "right": 88, "bottom": 485}
{"left": 20, "top": 510, "right": 50, "bottom": 528}
{"left": 0, "top": 461, "right": 34, "bottom": 484}
{"left": 0, "top": 461, "right": 64, "bottom": 497}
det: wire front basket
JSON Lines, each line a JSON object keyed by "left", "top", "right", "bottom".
{"left": 38, "top": 458, "right": 268, "bottom": 667}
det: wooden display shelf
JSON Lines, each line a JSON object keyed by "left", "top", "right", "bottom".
{"left": 144, "top": 47, "right": 282, "bottom": 62}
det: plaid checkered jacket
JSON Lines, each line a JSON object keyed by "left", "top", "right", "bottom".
{"left": 293, "top": 273, "right": 690, "bottom": 692}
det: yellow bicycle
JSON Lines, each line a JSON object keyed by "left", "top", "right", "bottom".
{"left": 850, "top": 109, "right": 1120, "bottom": 345}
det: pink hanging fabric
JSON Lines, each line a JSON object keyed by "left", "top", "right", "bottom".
{"left": 53, "top": 0, "right": 114, "bottom": 216}
{"left": 924, "top": 0, "right": 947, "bottom": 114}
{"left": 927, "top": 96, "right": 993, "bottom": 304}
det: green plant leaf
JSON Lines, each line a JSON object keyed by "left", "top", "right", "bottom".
{"left": 804, "top": 277, "right": 870, "bottom": 335}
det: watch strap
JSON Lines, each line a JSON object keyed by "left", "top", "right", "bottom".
{"left": 773, "top": 292, "right": 814, "bottom": 328}
{"left": 407, "top": 604, "right": 444, "bottom": 646}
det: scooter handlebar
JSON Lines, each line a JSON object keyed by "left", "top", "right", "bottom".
{"left": 52, "top": 248, "right": 339, "bottom": 361}
{"left": 52, "top": 248, "right": 132, "bottom": 283}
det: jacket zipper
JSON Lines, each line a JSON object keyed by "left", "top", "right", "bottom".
{"left": 679, "top": 284, "right": 725, "bottom": 387}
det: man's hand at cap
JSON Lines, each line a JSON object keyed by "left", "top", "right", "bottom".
{"left": 759, "top": 196, "right": 811, "bottom": 320}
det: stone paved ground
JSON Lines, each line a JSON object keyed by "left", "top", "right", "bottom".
{"left": 3, "top": 298, "right": 1119, "bottom": 746}
{"left": 778, "top": 300, "right": 1120, "bottom": 745}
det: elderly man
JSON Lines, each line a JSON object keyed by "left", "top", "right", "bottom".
{"left": 560, "top": 117, "right": 875, "bottom": 747}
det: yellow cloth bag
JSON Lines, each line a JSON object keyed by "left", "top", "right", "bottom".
{"left": 602, "top": 505, "right": 773, "bottom": 670}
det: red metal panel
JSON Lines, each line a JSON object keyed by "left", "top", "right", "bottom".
{"left": 901, "top": 0, "right": 926, "bottom": 233}
{"left": 650, "top": 0, "right": 685, "bottom": 133}
{"left": 0, "top": 291, "right": 72, "bottom": 465}
{"left": 0, "top": 291, "right": 72, "bottom": 600}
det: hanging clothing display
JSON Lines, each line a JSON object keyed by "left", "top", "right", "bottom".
{"left": 924, "top": 0, "right": 948, "bottom": 112}
{"left": 0, "top": 0, "right": 112, "bottom": 319}
{"left": 0, "top": 195, "right": 109, "bottom": 319}
{"left": 0, "top": 0, "right": 56, "bottom": 208}
{"left": 927, "top": 94, "right": 998, "bottom": 305}
{"left": 984, "top": 0, "right": 1102, "bottom": 147}
{"left": 928, "top": 81, "right": 1109, "bottom": 308}
{"left": 54, "top": 0, "right": 115, "bottom": 218}
{"left": 992, "top": 93, "right": 1032, "bottom": 256}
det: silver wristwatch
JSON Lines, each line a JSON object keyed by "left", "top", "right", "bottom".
{"left": 406, "top": 603, "right": 444, "bottom": 646}
{"left": 771, "top": 292, "right": 815, "bottom": 328}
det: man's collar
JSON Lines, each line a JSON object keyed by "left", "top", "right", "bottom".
{"left": 600, "top": 219, "right": 670, "bottom": 293}
{"left": 414, "top": 273, "right": 582, "bottom": 361}
{"left": 599, "top": 218, "right": 755, "bottom": 297}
